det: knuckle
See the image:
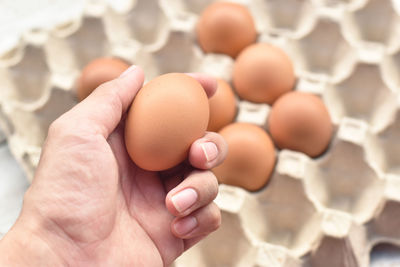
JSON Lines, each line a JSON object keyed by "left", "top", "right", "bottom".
{"left": 192, "top": 170, "right": 219, "bottom": 202}
{"left": 48, "top": 115, "right": 93, "bottom": 144}
{"left": 205, "top": 171, "right": 219, "bottom": 199}
{"left": 209, "top": 204, "right": 221, "bottom": 230}
{"left": 217, "top": 139, "right": 228, "bottom": 164}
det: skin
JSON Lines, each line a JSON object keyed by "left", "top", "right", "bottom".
{"left": 0, "top": 66, "right": 228, "bottom": 267}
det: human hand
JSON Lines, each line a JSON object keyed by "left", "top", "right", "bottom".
{"left": 0, "top": 66, "right": 228, "bottom": 266}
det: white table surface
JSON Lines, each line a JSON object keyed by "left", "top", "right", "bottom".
{"left": 0, "top": 141, "right": 29, "bottom": 238}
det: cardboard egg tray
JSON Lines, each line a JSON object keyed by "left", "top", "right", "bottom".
{"left": 1, "top": 0, "right": 400, "bottom": 265}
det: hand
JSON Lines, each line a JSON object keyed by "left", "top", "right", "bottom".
{"left": 0, "top": 66, "right": 228, "bottom": 266}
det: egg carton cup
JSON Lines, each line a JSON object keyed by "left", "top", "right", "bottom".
{"left": 2, "top": 0, "right": 400, "bottom": 266}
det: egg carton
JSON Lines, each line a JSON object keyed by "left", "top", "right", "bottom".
{"left": 1, "top": 0, "right": 400, "bottom": 266}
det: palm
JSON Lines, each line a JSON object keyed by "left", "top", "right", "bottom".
{"left": 31, "top": 124, "right": 186, "bottom": 266}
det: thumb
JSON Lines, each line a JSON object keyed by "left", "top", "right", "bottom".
{"left": 58, "top": 65, "right": 144, "bottom": 138}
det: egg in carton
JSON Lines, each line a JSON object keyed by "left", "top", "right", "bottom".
{"left": 1, "top": 0, "right": 400, "bottom": 266}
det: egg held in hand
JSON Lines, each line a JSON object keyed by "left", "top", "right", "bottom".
{"left": 124, "top": 73, "right": 210, "bottom": 171}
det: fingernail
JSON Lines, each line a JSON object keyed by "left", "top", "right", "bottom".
{"left": 201, "top": 142, "right": 218, "bottom": 162}
{"left": 174, "top": 216, "right": 197, "bottom": 236}
{"left": 171, "top": 188, "right": 198, "bottom": 213}
{"left": 119, "top": 65, "right": 137, "bottom": 78}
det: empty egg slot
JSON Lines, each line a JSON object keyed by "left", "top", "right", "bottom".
{"left": 368, "top": 199, "right": 400, "bottom": 240}
{"left": 308, "top": 210, "right": 370, "bottom": 266}
{"left": 124, "top": 0, "right": 170, "bottom": 46}
{"left": 255, "top": 173, "right": 320, "bottom": 256}
{"left": 324, "top": 64, "right": 397, "bottom": 132}
{"left": 6, "top": 45, "right": 51, "bottom": 105}
{"left": 370, "top": 243, "right": 400, "bottom": 266}
{"left": 310, "top": 235, "right": 360, "bottom": 267}
{"left": 381, "top": 50, "right": 400, "bottom": 90}
{"left": 310, "top": 140, "right": 384, "bottom": 223}
{"left": 289, "top": 18, "right": 356, "bottom": 80}
{"left": 62, "top": 16, "right": 110, "bottom": 69}
{"left": 261, "top": 0, "right": 314, "bottom": 35}
{"left": 175, "top": 211, "right": 256, "bottom": 267}
{"left": 216, "top": 186, "right": 269, "bottom": 246}
{"left": 152, "top": 31, "right": 201, "bottom": 76}
{"left": 343, "top": 0, "right": 400, "bottom": 48}
{"left": 377, "top": 109, "right": 400, "bottom": 175}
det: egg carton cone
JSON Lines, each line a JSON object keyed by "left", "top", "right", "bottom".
{"left": 2, "top": 0, "right": 400, "bottom": 266}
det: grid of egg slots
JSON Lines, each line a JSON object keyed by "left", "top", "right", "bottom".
{"left": 1, "top": 0, "right": 400, "bottom": 266}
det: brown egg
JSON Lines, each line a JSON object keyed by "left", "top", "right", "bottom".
{"left": 233, "top": 43, "right": 295, "bottom": 104}
{"left": 77, "top": 57, "right": 130, "bottom": 101}
{"left": 125, "top": 73, "right": 209, "bottom": 171}
{"left": 213, "top": 123, "right": 276, "bottom": 191}
{"left": 207, "top": 79, "right": 237, "bottom": 132}
{"left": 268, "top": 91, "right": 333, "bottom": 157}
{"left": 196, "top": 2, "right": 257, "bottom": 58}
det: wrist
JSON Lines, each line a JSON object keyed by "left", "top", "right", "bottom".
{"left": 0, "top": 218, "right": 66, "bottom": 266}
